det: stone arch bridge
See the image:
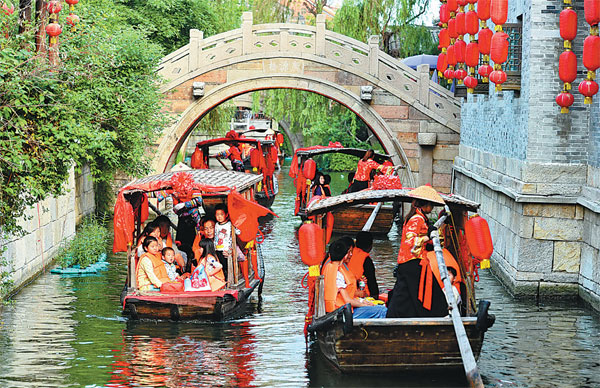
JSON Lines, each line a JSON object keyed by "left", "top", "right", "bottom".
{"left": 155, "top": 12, "right": 462, "bottom": 191}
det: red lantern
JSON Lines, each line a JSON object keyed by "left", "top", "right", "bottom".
{"left": 299, "top": 222, "right": 324, "bottom": 266}
{"left": 440, "top": 4, "right": 450, "bottom": 24}
{"left": 465, "top": 42, "right": 480, "bottom": 68}
{"left": 466, "top": 10, "right": 479, "bottom": 36}
{"left": 579, "top": 79, "right": 599, "bottom": 104}
{"left": 45, "top": 22, "right": 62, "bottom": 38}
{"left": 454, "top": 39, "right": 466, "bottom": 62}
{"left": 1, "top": 2, "right": 14, "bottom": 15}
{"left": 584, "top": 0, "right": 600, "bottom": 26}
{"left": 454, "top": 68, "right": 467, "bottom": 81}
{"left": 490, "top": 31, "right": 509, "bottom": 64}
{"left": 490, "top": 0, "right": 508, "bottom": 26}
{"left": 46, "top": 0, "right": 62, "bottom": 13}
{"left": 65, "top": 0, "right": 79, "bottom": 4}
{"left": 478, "top": 64, "right": 493, "bottom": 79}
{"left": 447, "top": 45, "right": 457, "bottom": 66}
{"left": 458, "top": 0, "right": 468, "bottom": 5}
{"left": 479, "top": 28, "right": 493, "bottom": 54}
{"left": 302, "top": 158, "right": 317, "bottom": 180}
{"left": 456, "top": 11, "right": 467, "bottom": 36}
{"left": 465, "top": 215, "right": 494, "bottom": 261}
{"left": 464, "top": 75, "right": 478, "bottom": 93}
{"left": 559, "top": 51, "right": 578, "bottom": 85}
{"left": 478, "top": 0, "right": 491, "bottom": 20}
{"left": 556, "top": 91, "right": 575, "bottom": 114}
{"left": 583, "top": 35, "right": 600, "bottom": 71}
{"left": 276, "top": 132, "right": 284, "bottom": 145}
{"left": 444, "top": 69, "right": 455, "bottom": 79}
{"left": 560, "top": 9, "right": 578, "bottom": 42}
{"left": 439, "top": 28, "right": 450, "bottom": 48}
{"left": 490, "top": 70, "right": 507, "bottom": 90}
{"left": 66, "top": 13, "right": 80, "bottom": 26}
{"left": 437, "top": 53, "right": 448, "bottom": 74}
{"left": 448, "top": 18, "right": 458, "bottom": 39}
{"left": 447, "top": 0, "right": 458, "bottom": 12}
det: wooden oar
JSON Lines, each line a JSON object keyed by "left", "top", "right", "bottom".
{"left": 215, "top": 155, "right": 230, "bottom": 170}
{"left": 431, "top": 206, "right": 484, "bottom": 388}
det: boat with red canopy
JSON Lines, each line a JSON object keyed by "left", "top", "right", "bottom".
{"left": 190, "top": 134, "right": 279, "bottom": 208}
{"left": 289, "top": 143, "right": 403, "bottom": 235}
{"left": 113, "top": 168, "right": 276, "bottom": 321}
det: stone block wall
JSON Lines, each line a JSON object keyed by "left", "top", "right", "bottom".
{"left": 1, "top": 166, "right": 95, "bottom": 296}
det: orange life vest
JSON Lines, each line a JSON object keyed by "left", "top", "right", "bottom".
{"left": 347, "top": 247, "right": 369, "bottom": 279}
{"left": 417, "top": 248, "right": 462, "bottom": 310}
{"left": 323, "top": 261, "right": 357, "bottom": 313}
{"left": 136, "top": 252, "right": 170, "bottom": 290}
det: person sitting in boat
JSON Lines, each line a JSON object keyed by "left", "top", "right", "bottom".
{"left": 214, "top": 204, "right": 247, "bottom": 269}
{"left": 323, "top": 238, "right": 388, "bottom": 318}
{"left": 161, "top": 247, "right": 180, "bottom": 282}
{"left": 446, "top": 266, "right": 462, "bottom": 309}
{"left": 136, "top": 236, "right": 172, "bottom": 292}
{"left": 386, "top": 185, "right": 449, "bottom": 318}
{"left": 348, "top": 150, "right": 393, "bottom": 193}
{"left": 311, "top": 173, "right": 331, "bottom": 197}
{"left": 196, "top": 238, "right": 226, "bottom": 291}
{"left": 341, "top": 172, "right": 355, "bottom": 194}
{"left": 348, "top": 231, "right": 379, "bottom": 300}
{"left": 136, "top": 222, "right": 161, "bottom": 258}
{"left": 154, "top": 215, "right": 186, "bottom": 273}
{"left": 217, "top": 142, "right": 244, "bottom": 172}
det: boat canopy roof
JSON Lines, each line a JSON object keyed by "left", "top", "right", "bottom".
{"left": 121, "top": 169, "right": 263, "bottom": 196}
{"left": 296, "top": 147, "right": 390, "bottom": 163}
{"left": 196, "top": 137, "right": 274, "bottom": 148}
{"left": 305, "top": 189, "right": 480, "bottom": 215}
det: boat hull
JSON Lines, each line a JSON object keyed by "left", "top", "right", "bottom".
{"left": 123, "top": 279, "right": 262, "bottom": 321}
{"left": 313, "top": 316, "right": 485, "bottom": 373}
{"left": 331, "top": 204, "right": 395, "bottom": 235}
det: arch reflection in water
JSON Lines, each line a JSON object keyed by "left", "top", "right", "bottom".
{"left": 107, "top": 320, "right": 258, "bottom": 387}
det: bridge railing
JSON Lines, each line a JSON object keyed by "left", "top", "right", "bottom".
{"left": 158, "top": 12, "right": 460, "bottom": 130}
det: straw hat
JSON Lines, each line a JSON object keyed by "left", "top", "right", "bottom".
{"left": 408, "top": 185, "right": 445, "bottom": 205}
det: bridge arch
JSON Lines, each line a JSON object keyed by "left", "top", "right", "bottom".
{"left": 156, "top": 12, "right": 462, "bottom": 190}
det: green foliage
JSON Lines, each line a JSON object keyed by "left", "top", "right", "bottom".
{"left": 326, "top": 153, "right": 360, "bottom": 172}
{"left": 55, "top": 216, "right": 110, "bottom": 269}
{"left": 0, "top": 245, "right": 14, "bottom": 301}
{"left": 193, "top": 102, "right": 237, "bottom": 137}
{"left": 0, "top": 0, "right": 166, "bottom": 235}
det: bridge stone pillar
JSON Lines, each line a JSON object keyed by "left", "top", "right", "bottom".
{"left": 368, "top": 36, "right": 379, "bottom": 78}
{"left": 417, "top": 64, "right": 430, "bottom": 109}
{"left": 316, "top": 14, "right": 326, "bottom": 56}
{"left": 242, "top": 11, "right": 253, "bottom": 55}
{"left": 189, "top": 29, "right": 203, "bottom": 72}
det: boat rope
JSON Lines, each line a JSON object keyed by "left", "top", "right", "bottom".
{"left": 360, "top": 327, "right": 369, "bottom": 340}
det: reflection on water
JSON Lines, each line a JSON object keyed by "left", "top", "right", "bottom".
{"left": 0, "top": 166, "right": 599, "bottom": 387}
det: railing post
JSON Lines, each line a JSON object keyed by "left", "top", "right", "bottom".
{"left": 242, "top": 11, "right": 253, "bottom": 55}
{"left": 189, "top": 29, "right": 203, "bottom": 72}
{"left": 368, "top": 35, "right": 379, "bottom": 77}
{"left": 417, "top": 64, "right": 430, "bottom": 108}
{"left": 316, "top": 14, "right": 326, "bottom": 56}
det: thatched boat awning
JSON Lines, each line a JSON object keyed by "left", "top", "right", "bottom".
{"left": 305, "top": 189, "right": 480, "bottom": 215}
{"left": 122, "top": 169, "right": 263, "bottom": 195}
{"left": 296, "top": 147, "right": 390, "bottom": 163}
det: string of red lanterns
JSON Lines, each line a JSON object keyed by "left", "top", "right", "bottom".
{"left": 66, "top": 0, "right": 80, "bottom": 30}
{"left": 45, "top": 0, "right": 62, "bottom": 46}
{"left": 446, "top": 0, "right": 459, "bottom": 84}
{"left": 454, "top": 0, "right": 468, "bottom": 85}
{"left": 464, "top": 0, "right": 480, "bottom": 93}
{"left": 477, "top": 0, "right": 493, "bottom": 84}
{"left": 489, "top": 0, "right": 508, "bottom": 91}
{"left": 437, "top": 0, "right": 450, "bottom": 80}
{"left": 556, "top": 0, "right": 578, "bottom": 113}
{"left": 579, "top": 0, "right": 600, "bottom": 104}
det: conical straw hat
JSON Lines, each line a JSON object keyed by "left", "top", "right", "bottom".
{"left": 408, "top": 185, "right": 445, "bottom": 205}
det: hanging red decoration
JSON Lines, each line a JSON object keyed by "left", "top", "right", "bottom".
{"left": 464, "top": 75, "right": 479, "bottom": 93}
{"left": 490, "top": 31, "right": 509, "bottom": 64}
{"left": 556, "top": 91, "right": 575, "bottom": 114}
{"left": 448, "top": 0, "right": 458, "bottom": 12}
{"left": 448, "top": 17, "right": 458, "bottom": 39}
{"left": 454, "top": 68, "right": 468, "bottom": 81}
{"left": 579, "top": 0, "right": 600, "bottom": 104}
{"left": 489, "top": 69, "right": 507, "bottom": 86}
{"left": 440, "top": 3, "right": 450, "bottom": 24}
{"left": 478, "top": 0, "right": 491, "bottom": 20}
{"left": 65, "top": 0, "right": 79, "bottom": 4}
{"left": 466, "top": 42, "right": 480, "bottom": 69}
{"left": 299, "top": 222, "right": 324, "bottom": 266}
{"left": 66, "top": 13, "right": 80, "bottom": 27}
{"left": 454, "top": 39, "right": 466, "bottom": 63}
{"left": 478, "top": 0, "right": 492, "bottom": 85}
{"left": 437, "top": 52, "right": 449, "bottom": 77}
{"left": 439, "top": 28, "right": 450, "bottom": 48}
{"left": 465, "top": 215, "right": 494, "bottom": 261}
{"left": 490, "top": 0, "right": 508, "bottom": 28}
{"left": 45, "top": 22, "right": 62, "bottom": 44}
{"left": 478, "top": 64, "right": 493, "bottom": 81}
{"left": 46, "top": 0, "right": 62, "bottom": 14}
{"left": 560, "top": 8, "right": 578, "bottom": 46}
{"left": 456, "top": 11, "right": 467, "bottom": 36}
{"left": 302, "top": 158, "right": 317, "bottom": 180}
{"left": 559, "top": 51, "right": 578, "bottom": 87}
{"left": 465, "top": 10, "right": 479, "bottom": 36}
{"left": 1, "top": 2, "right": 14, "bottom": 15}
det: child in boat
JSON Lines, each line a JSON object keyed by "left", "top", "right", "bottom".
{"left": 446, "top": 267, "right": 462, "bottom": 308}
{"left": 322, "top": 238, "right": 388, "bottom": 318}
{"left": 136, "top": 236, "right": 171, "bottom": 292}
{"left": 214, "top": 204, "right": 243, "bottom": 260}
{"left": 196, "top": 238, "right": 226, "bottom": 291}
{"left": 136, "top": 222, "right": 161, "bottom": 258}
{"left": 161, "top": 247, "right": 180, "bottom": 282}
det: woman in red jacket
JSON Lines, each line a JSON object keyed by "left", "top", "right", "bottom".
{"left": 348, "top": 150, "right": 392, "bottom": 193}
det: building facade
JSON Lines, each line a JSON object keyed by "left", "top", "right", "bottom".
{"left": 454, "top": 0, "right": 600, "bottom": 310}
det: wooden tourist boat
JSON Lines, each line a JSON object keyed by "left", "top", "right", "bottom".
{"left": 190, "top": 136, "right": 278, "bottom": 208}
{"left": 303, "top": 189, "right": 495, "bottom": 374}
{"left": 113, "top": 169, "right": 272, "bottom": 321}
{"left": 290, "top": 145, "right": 399, "bottom": 235}
{"left": 239, "top": 128, "right": 286, "bottom": 167}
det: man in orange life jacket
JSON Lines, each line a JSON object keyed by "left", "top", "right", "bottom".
{"left": 348, "top": 231, "right": 379, "bottom": 300}
{"left": 386, "top": 185, "right": 449, "bottom": 318}
{"left": 323, "top": 238, "right": 387, "bottom": 318}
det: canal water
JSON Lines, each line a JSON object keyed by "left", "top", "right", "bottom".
{"left": 1, "top": 167, "right": 599, "bottom": 387}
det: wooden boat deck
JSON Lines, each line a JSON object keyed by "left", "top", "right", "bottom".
{"left": 331, "top": 204, "right": 395, "bottom": 235}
